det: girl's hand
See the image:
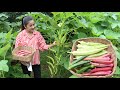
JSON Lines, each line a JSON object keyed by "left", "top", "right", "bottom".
{"left": 48, "top": 41, "right": 57, "bottom": 48}
{"left": 53, "top": 41, "right": 57, "bottom": 46}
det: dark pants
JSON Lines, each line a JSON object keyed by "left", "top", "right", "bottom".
{"left": 21, "top": 64, "right": 41, "bottom": 78}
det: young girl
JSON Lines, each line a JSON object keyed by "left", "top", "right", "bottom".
{"left": 15, "top": 16, "right": 56, "bottom": 78}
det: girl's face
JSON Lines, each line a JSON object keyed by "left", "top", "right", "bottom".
{"left": 25, "top": 20, "right": 35, "bottom": 33}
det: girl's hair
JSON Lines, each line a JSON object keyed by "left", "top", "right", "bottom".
{"left": 21, "top": 16, "right": 33, "bottom": 30}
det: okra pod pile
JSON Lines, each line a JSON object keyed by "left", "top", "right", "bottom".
{"left": 68, "top": 41, "right": 114, "bottom": 76}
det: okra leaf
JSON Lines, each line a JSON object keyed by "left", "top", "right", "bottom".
{"left": 111, "top": 22, "right": 118, "bottom": 29}
{"left": 69, "top": 75, "right": 78, "bottom": 78}
{"left": 0, "top": 60, "right": 9, "bottom": 72}
{"left": 99, "top": 35, "right": 106, "bottom": 39}
{"left": 104, "top": 30, "right": 120, "bottom": 39}
{"left": 5, "top": 29, "right": 12, "bottom": 40}
{"left": 77, "top": 32, "right": 87, "bottom": 39}
{"left": 64, "top": 59, "right": 69, "bottom": 70}
{"left": 91, "top": 26, "right": 103, "bottom": 36}
{"left": 111, "top": 14, "right": 117, "bottom": 20}
{"left": 0, "top": 43, "right": 11, "bottom": 57}
{"left": 114, "top": 66, "right": 120, "bottom": 74}
{"left": 116, "top": 51, "right": 120, "bottom": 61}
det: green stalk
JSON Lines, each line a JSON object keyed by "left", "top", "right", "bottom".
{"left": 2, "top": 71, "right": 4, "bottom": 78}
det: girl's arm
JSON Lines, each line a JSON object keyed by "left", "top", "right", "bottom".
{"left": 47, "top": 41, "right": 56, "bottom": 48}
{"left": 37, "top": 33, "right": 56, "bottom": 51}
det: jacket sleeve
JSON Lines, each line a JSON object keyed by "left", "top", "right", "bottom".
{"left": 37, "top": 32, "right": 49, "bottom": 51}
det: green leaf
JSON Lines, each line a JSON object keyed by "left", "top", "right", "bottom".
{"left": 5, "top": 28, "right": 13, "bottom": 40}
{"left": 64, "top": 59, "right": 69, "bottom": 70}
{"left": 75, "top": 17, "right": 88, "bottom": 29}
{"left": 104, "top": 30, "right": 120, "bottom": 39}
{"left": 117, "top": 37, "right": 120, "bottom": 43}
{"left": 77, "top": 32, "right": 87, "bottom": 38}
{"left": 80, "top": 18, "right": 88, "bottom": 27}
{"left": 60, "top": 33, "right": 67, "bottom": 44}
{"left": 0, "top": 14, "right": 8, "bottom": 21}
{"left": 69, "top": 75, "right": 78, "bottom": 78}
{"left": 0, "top": 60, "right": 9, "bottom": 72}
{"left": 0, "top": 43, "right": 11, "bottom": 57}
{"left": 89, "top": 12, "right": 105, "bottom": 23}
{"left": 0, "top": 38, "right": 6, "bottom": 45}
{"left": 114, "top": 66, "right": 120, "bottom": 74}
{"left": 74, "top": 12, "right": 90, "bottom": 17}
{"left": 90, "top": 17, "right": 101, "bottom": 23}
{"left": 117, "top": 21, "right": 120, "bottom": 28}
{"left": 91, "top": 26, "right": 103, "bottom": 36}
{"left": 13, "top": 30, "right": 19, "bottom": 37}
{"left": 51, "top": 12, "right": 60, "bottom": 17}
{"left": 111, "top": 22, "right": 118, "bottom": 29}
{"left": 116, "top": 50, "right": 120, "bottom": 61}
{"left": 99, "top": 35, "right": 106, "bottom": 39}
{"left": 101, "top": 22, "right": 109, "bottom": 27}
{"left": 0, "top": 32, "right": 6, "bottom": 39}
{"left": 111, "top": 14, "right": 117, "bottom": 20}
{"left": 3, "top": 22, "right": 11, "bottom": 31}
{"left": 113, "top": 45, "right": 118, "bottom": 51}
{"left": 65, "top": 12, "right": 74, "bottom": 19}
{"left": 41, "top": 23, "right": 47, "bottom": 30}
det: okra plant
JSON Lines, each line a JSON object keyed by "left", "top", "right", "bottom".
{"left": 16, "top": 12, "right": 120, "bottom": 78}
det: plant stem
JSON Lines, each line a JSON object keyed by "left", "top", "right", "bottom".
{"left": 2, "top": 71, "right": 4, "bottom": 78}
{"left": 4, "top": 54, "right": 6, "bottom": 60}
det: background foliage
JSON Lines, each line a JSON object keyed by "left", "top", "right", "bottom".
{"left": 0, "top": 12, "right": 120, "bottom": 78}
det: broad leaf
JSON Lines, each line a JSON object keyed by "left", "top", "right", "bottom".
{"left": 5, "top": 29, "right": 13, "bottom": 40}
{"left": 0, "top": 60, "right": 9, "bottom": 72}
{"left": 64, "top": 59, "right": 69, "bottom": 70}
{"left": 91, "top": 26, "right": 103, "bottom": 36}
{"left": 65, "top": 12, "right": 74, "bottom": 19}
{"left": 114, "top": 66, "right": 120, "bottom": 74}
{"left": 75, "top": 17, "right": 88, "bottom": 29}
{"left": 117, "top": 37, "right": 120, "bottom": 43}
{"left": 0, "top": 14, "right": 8, "bottom": 21}
{"left": 104, "top": 30, "right": 120, "bottom": 39}
{"left": 116, "top": 50, "right": 120, "bottom": 61}
{"left": 99, "top": 35, "right": 106, "bottom": 39}
{"left": 77, "top": 32, "right": 87, "bottom": 38}
{"left": 41, "top": 23, "right": 47, "bottom": 30}
{"left": 111, "top": 22, "right": 118, "bottom": 29}
{"left": 0, "top": 43, "right": 11, "bottom": 57}
{"left": 111, "top": 14, "right": 117, "bottom": 20}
